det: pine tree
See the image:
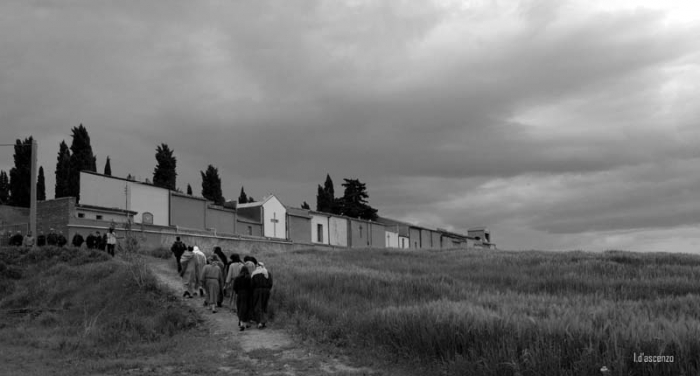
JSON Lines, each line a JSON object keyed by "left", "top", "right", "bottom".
{"left": 37, "top": 166, "right": 46, "bottom": 201}
{"left": 153, "top": 144, "right": 177, "bottom": 190}
{"left": 301, "top": 201, "right": 310, "bottom": 209}
{"left": 0, "top": 170, "right": 9, "bottom": 204}
{"left": 238, "top": 186, "right": 248, "bottom": 204}
{"left": 248, "top": 196, "right": 255, "bottom": 203}
{"left": 9, "top": 137, "right": 33, "bottom": 207}
{"left": 55, "top": 140, "right": 71, "bottom": 198}
{"left": 200, "top": 165, "right": 224, "bottom": 205}
{"left": 337, "top": 178, "right": 378, "bottom": 220}
{"left": 104, "top": 156, "right": 112, "bottom": 176}
{"left": 187, "top": 184, "right": 193, "bottom": 195}
{"left": 68, "top": 124, "right": 97, "bottom": 203}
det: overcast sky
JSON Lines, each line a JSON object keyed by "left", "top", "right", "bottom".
{"left": 1, "top": 0, "right": 699, "bottom": 252}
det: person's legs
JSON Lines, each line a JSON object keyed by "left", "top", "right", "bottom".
{"left": 259, "top": 289, "right": 270, "bottom": 328}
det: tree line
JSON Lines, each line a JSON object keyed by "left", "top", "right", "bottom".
{"left": 2, "top": 126, "right": 380, "bottom": 222}
{"left": 1, "top": 125, "right": 235, "bottom": 207}
{"left": 313, "top": 174, "right": 378, "bottom": 221}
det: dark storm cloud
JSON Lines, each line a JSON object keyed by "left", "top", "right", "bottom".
{"left": 1, "top": 1, "right": 700, "bottom": 251}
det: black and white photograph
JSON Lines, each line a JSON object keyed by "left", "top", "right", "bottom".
{"left": 1, "top": 1, "right": 699, "bottom": 375}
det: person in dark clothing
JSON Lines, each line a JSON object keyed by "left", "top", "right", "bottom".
{"left": 37, "top": 230, "right": 46, "bottom": 247}
{"left": 46, "top": 229, "right": 58, "bottom": 246}
{"left": 9, "top": 231, "right": 23, "bottom": 246}
{"left": 94, "top": 231, "right": 104, "bottom": 251}
{"left": 85, "top": 232, "right": 96, "bottom": 249}
{"left": 72, "top": 233, "right": 85, "bottom": 248}
{"left": 100, "top": 233, "right": 107, "bottom": 251}
{"left": 251, "top": 262, "right": 273, "bottom": 329}
{"left": 57, "top": 231, "right": 68, "bottom": 247}
{"left": 170, "top": 237, "right": 186, "bottom": 272}
{"left": 233, "top": 266, "right": 252, "bottom": 331}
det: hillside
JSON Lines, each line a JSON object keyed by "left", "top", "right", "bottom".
{"left": 3, "top": 245, "right": 700, "bottom": 375}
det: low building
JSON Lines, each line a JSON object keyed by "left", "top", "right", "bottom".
{"left": 80, "top": 171, "right": 170, "bottom": 226}
{"left": 237, "top": 195, "right": 287, "bottom": 239}
{"left": 376, "top": 217, "right": 411, "bottom": 249}
{"left": 468, "top": 227, "right": 496, "bottom": 249}
{"left": 309, "top": 211, "right": 349, "bottom": 246}
{"left": 385, "top": 226, "right": 399, "bottom": 248}
{"left": 236, "top": 213, "right": 263, "bottom": 237}
{"left": 286, "top": 207, "right": 311, "bottom": 244}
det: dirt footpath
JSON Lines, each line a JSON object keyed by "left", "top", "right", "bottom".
{"left": 145, "top": 256, "right": 381, "bottom": 376}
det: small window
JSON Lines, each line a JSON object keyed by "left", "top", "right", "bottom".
{"left": 317, "top": 224, "right": 323, "bottom": 242}
{"left": 248, "top": 226, "right": 253, "bottom": 235}
{"left": 78, "top": 213, "right": 85, "bottom": 218}
{"left": 96, "top": 215, "right": 103, "bottom": 220}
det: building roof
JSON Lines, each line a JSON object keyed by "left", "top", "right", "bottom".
{"left": 468, "top": 227, "right": 490, "bottom": 232}
{"left": 171, "top": 190, "right": 208, "bottom": 201}
{"left": 287, "top": 207, "right": 311, "bottom": 218}
{"left": 236, "top": 194, "right": 281, "bottom": 209}
{"left": 310, "top": 210, "right": 378, "bottom": 223}
{"left": 237, "top": 214, "right": 261, "bottom": 224}
{"left": 76, "top": 204, "right": 137, "bottom": 215}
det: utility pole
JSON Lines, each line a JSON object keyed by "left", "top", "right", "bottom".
{"left": 29, "top": 139, "right": 37, "bottom": 236}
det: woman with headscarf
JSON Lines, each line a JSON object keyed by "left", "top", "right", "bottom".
{"left": 251, "top": 262, "right": 273, "bottom": 329}
{"left": 192, "top": 246, "right": 207, "bottom": 297}
{"left": 200, "top": 255, "right": 224, "bottom": 313}
{"left": 233, "top": 265, "right": 252, "bottom": 330}
{"left": 180, "top": 246, "right": 196, "bottom": 298}
{"left": 211, "top": 251, "right": 227, "bottom": 308}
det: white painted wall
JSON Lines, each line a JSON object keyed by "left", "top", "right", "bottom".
{"left": 262, "top": 196, "right": 287, "bottom": 239}
{"left": 385, "top": 230, "right": 399, "bottom": 248}
{"left": 79, "top": 172, "right": 170, "bottom": 226}
{"left": 310, "top": 214, "right": 329, "bottom": 244}
{"left": 127, "top": 181, "right": 170, "bottom": 226}
{"left": 80, "top": 172, "right": 128, "bottom": 210}
{"left": 329, "top": 216, "right": 348, "bottom": 247}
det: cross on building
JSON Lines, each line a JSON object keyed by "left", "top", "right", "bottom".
{"left": 270, "top": 212, "right": 279, "bottom": 237}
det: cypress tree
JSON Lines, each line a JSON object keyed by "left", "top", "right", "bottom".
{"left": 200, "top": 165, "right": 224, "bottom": 205}
{"left": 68, "top": 124, "right": 97, "bottom": 203}
{"left": 301, "top": 201, "right": 310, "bottom": 209}
{"left": 104, "top": 156, "right": 112, "bottom": 176}
{"left": 153, "top": 144, "right": 177, "bottom": 190}
{"left": 9, "top": 137, "right": 33, "bottom": 208}
{"left": 315, "top": 173, "right": 337, "bottom": 213}
{"left": 37, "top": 166, "right": 46, "bottom": 201}
{"left": 0, "top": 170, "right": 9, "bottom": 204}
{"left": 187, "top": 184, "right": 193, "bottom": 195}
{"left": 55, "top": 140, "right": 71, "bottom": 198}
{"left": 238, "top": 186, "right": 248, "bottom": 204}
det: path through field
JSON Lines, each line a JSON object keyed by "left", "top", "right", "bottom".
{"left": 145, "top": 256, "right": 380, "bottom": 376}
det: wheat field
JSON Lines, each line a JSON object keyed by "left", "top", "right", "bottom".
{"left": 263, "top": 247, "right": 700, "bottom": 376}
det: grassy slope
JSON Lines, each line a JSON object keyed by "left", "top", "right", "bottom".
{"left": 0, "top": 246, "right": 203, "bottom": 376}
{"left": 262, "top": 247, "right": 700, "bottom": 376}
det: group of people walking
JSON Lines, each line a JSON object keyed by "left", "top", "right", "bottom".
{"left": 171, "top": 237, "right": 273, "bottom": 331}
{"left": 5, "top": 227, "right": 118, "bottom": 257}
{"left": 71, "top": 228, "right": 118, "bottom": 256}
{"left": 7, "top": 228, "right": 68, "bottom": 248}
